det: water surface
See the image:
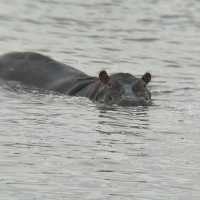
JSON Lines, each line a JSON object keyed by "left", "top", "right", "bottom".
{"left": 0, "top": 0, "right": 200, "bottom": 199}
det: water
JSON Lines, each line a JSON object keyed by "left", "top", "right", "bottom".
{"left": 0, "top": 0, "right": 200, "bottom": 199}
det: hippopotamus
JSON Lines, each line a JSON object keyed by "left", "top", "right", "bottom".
{"left": 0, "top": 52, "right": 152, "bottom": 106}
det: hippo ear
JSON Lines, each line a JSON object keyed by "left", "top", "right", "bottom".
{"left": 99, "top": 70, "right": 110, "bottom": 84}
{"left": 142, "top": 72, "right": 151, "bottom": 84}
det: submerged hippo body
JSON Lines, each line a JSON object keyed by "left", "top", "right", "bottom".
{"left": 0, "top": 52, "right": 152, "bottom": 106}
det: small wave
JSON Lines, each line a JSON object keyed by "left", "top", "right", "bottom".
{"left": 124, "top": 37, "right": 159, "bottom": 43}
{"left": 101, "top": 47, "right": 121, "bottom": 52}
{"left": 166, "top": 64, "right": 181, "bottom": 68}
{"left": 160, "top": 14, "right": 187, "bottom": 19}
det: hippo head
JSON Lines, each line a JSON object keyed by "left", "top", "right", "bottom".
{"left": 95, "top": 70, "right": 151, "bottom": 106}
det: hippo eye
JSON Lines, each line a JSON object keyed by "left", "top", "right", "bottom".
{"left": 132, "top": 85, "right": 136, "bottom": 91}
{"left": 107, "top": 83, "right": 112, "bottom": 88}
{"left": 132, "top": 81, "right": 144, "bottom": 91}
{"left": 108, "top": 96, "right": 113, "bottom": 101}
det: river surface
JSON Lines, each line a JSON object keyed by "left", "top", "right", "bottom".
{"left": 0, "top": 0, "right": 200, "bottom": 199}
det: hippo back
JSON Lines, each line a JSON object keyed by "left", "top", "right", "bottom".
{"left": 0, "top": 52, "right": 88, "bottom": 90}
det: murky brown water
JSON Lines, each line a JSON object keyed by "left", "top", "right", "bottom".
{"left": 0, "top": 0, "right": 200, "bottom": 199}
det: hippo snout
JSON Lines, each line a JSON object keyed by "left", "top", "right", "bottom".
{"left": 118, "top": 97, "right": 151, "bottom": 106}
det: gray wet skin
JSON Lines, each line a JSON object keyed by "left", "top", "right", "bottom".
{"left": 0, "top": 52, "right": 151, "bottom": 106}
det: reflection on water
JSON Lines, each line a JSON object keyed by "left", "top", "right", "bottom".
{"left": 0, "top": 0, "right": 200, "bottom": 199}
{"left": 97, "top": 106, "right": 150, "bottom": 135}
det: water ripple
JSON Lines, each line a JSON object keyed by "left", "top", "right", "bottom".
{"left": 0, "top": 0, "right": 200, "bottom": 199}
